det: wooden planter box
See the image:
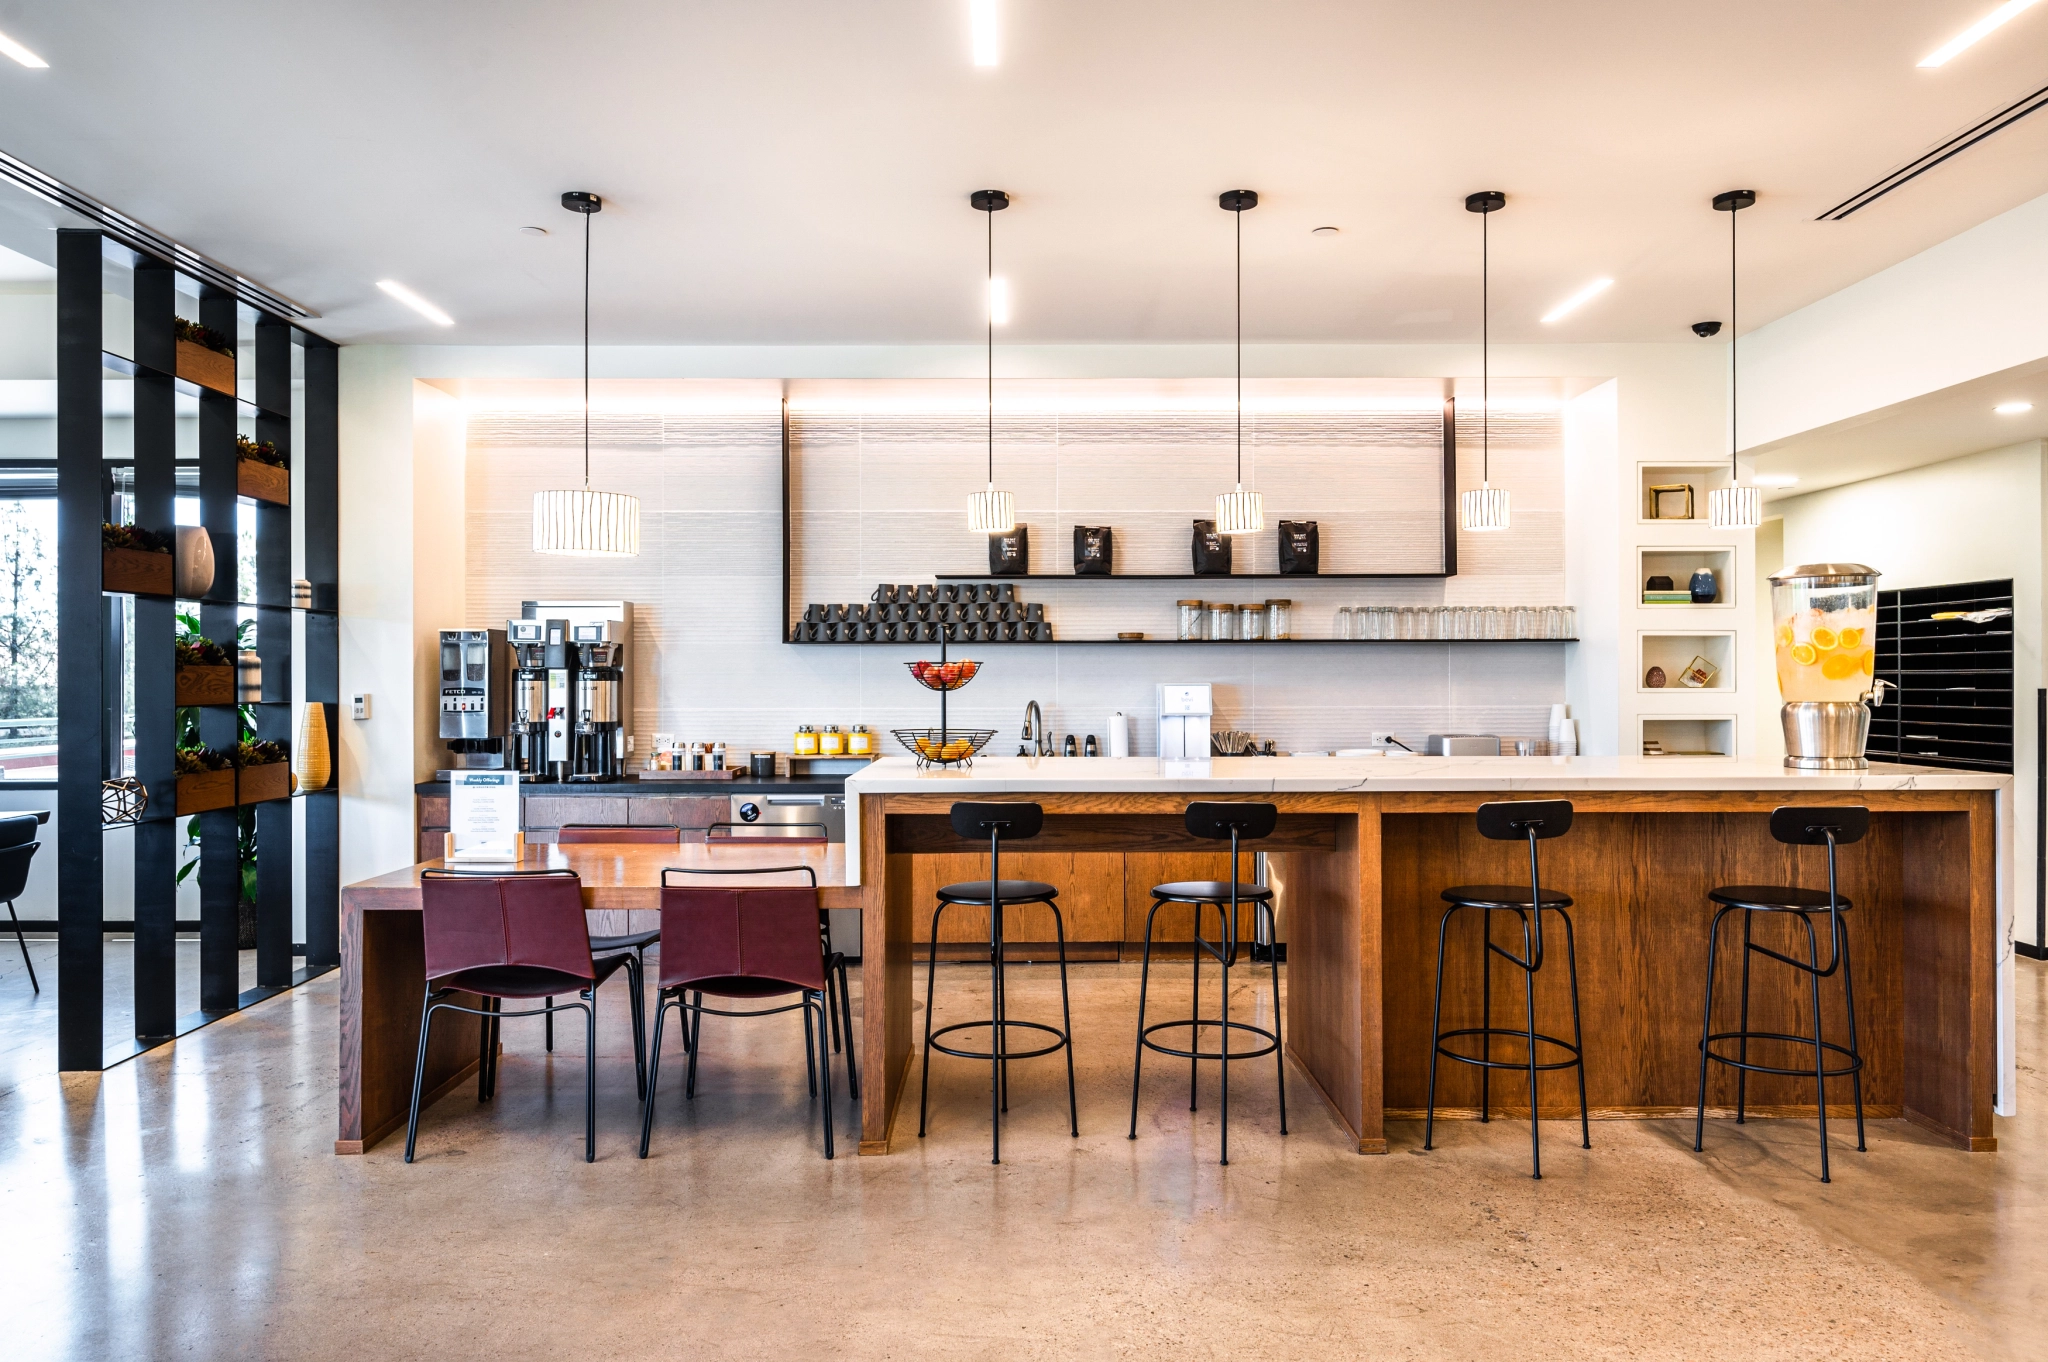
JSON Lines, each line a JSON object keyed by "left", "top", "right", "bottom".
{"left": 237, "top": 459, "right": 289, "bottom": 506}
{"left": 238, "top": 760, "right": 292, "bottom": 805}
{"left": 174, "top": 664, "right": 235, "bottom": 707}
{"left": 176, "top": 768, "right": 236, "bottom": 815}
{"left": 103, "top": 547, "right": 172, "bottom": 596}
{"left": 175, "top": 338, "right": 236, "bottom": 396}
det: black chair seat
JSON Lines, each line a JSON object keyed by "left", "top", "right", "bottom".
{"left": 436, "top": 954, "right": 630, "bottom": 999}
{"left": 936, "top": 878, "right": 1058, "bottom": 905}
{"left": 590, "top": 928, "right": 661, "bottom": 955}
{"left": 1151, "top": 880, "right": 1274, "bottom": 903}
{"left": 1441, "top": 884, "right": 1574, "bottom": 910}
{"left": 1707, "top": 885, "right": 1852, "bottom": 913}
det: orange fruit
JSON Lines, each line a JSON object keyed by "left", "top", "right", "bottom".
{"left": 1837, "top": 627, "right": 1864, "bottom": 649}
{"left": 1790, "top": 642, "right": 1818, "bottom": 667}
{"left": 1821, "top": 651, "right": 1858, "bottom": 681}
{"left": 1811, "top": 626, "right": 1839, "bottom": 651}
{"left": 1860, "top": 649, "right": 1875, "bottom": 676}
{"left": 1776, "top": 623, "right": 1794, "bottom": 649}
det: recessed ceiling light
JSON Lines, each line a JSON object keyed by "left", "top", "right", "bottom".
{"left": 1540, "top": 277, "right": 1613, "bottom": 325}
{"left": 1753, "top": 473, "right": 1800, "bottom": 488}
{"left": 1919, "top": 0, "right": 2041, "bottom": 67}
{"left": 1312, "top": 226, "right": 1340, "bottom": 235}
{"left": 970, "top": 0, "right": 999, "bottom": 67}
{"left": 1995, "top": 400, "right": 2034, "bottom": 414}
{"left": 376, "top": 280, "right": 454, "bottom": 326}
{"left": 0, "top": 29, "right": 48, "bottom": 68}
{"left": 987, "top": 277, "right": 1010, "bottom": 325}
{"left": 519, "top": 226, "right": 549, "bottom": 236}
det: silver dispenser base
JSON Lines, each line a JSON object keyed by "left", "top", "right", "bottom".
{"left": 1781, "top": 701, "right": 1871, "bottom": 770}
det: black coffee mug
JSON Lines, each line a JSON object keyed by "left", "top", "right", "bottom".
{"left": 805, "top": 603, "right": 826, "bottom": 623}
{"left": 1025, "top": 602, "right": 1045, "bottom": 623}
{"left": 996, "top": 584, "right": 1017, "bottom": 603}
{"left": 937, "top": 583, "right": 959, "bottom": 603}
{"left": 915, "top": 583, "right": 937, "bottom": 603}
{"left": 871, "top": 584, "right": 898, "bottom": 604}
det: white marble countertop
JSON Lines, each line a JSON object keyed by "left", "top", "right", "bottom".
{"left": 844, "top": 753, "right": 2009, "bottom": 795}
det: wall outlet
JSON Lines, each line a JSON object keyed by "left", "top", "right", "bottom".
{"left": 351, "top": 693, "right": 371, "bottom": 720}
{"left": 1369, "top": 730, "right": 1400, "bottom": 748}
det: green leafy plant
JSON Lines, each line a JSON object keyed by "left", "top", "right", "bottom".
{"left": 175, "top": 746, "right": 232, "bottom": 775}
{"left": 103, "top": 522, "right": 172, "bottom": 553}
{"left": 232, "top": 739, "right": 287, "bottom": 767}
{"left": 235, "top": 434, "right": 285, "bottom": 469}
{"left": 175, "top": 635, "right": 230, "bottom": 668}
{"left": 174, "top": 317, "right": 234, "bottom": 357}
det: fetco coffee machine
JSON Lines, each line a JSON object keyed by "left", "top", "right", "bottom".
{"left": 437, "top": 628, "right": 508, "bottom": 772}
{"left": 510, "top": 601, "right": 635, "bottom": 784}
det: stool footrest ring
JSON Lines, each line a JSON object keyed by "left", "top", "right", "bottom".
{"left": 1433, "top": 1025, "right": 1583, "bottom": 1073}
{"left": 1137, "top": 1017, "right": 1280, "bottom": 1063}
{"left": 1701, "top": 1030, "right": 1864, "bottom": 1080}
{"left": 928, "top": 1017, "right": 1070, "bottom": 1063}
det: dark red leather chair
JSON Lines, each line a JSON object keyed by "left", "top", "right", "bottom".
{"left": 638, "top": 865, "right": 858, "bottom": 1160}
{"left": 0, "top": 811, "right": 42, "bottom": 992}
{"left": 406, "top": 868, "right": 646, "bottom": 1163}
{"left": 543, "top": 824, "right": 678, "bottom": 1049}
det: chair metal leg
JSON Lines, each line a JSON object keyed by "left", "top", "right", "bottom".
{"left": 814, "top": 991, "right": 835, "bottom": 1160}
{"left": 1558, "top": 906, "right": 1589, "bottom": 1149}
{"left": 404, "top": 994, "right": 439, "bottom": 1163}
{"left": 1696, "top": 904, "right": 1732, "bottom": 1152}
{"left": 1839, "top": 921, "right": 1867, "bottom": 1152}
{"left": 1266, "top": 901, "right": 1287, "bottom": 1136}
{"left": 625, "top": 957, "right": 648, "bottom": 1102}
{"left": 6, "top": 899, "right": 35, "bottom": 993}
{"left": 639, "top": 993, "right": 671, "bottom": 1158}
{"left": 1519, "top": 909, "right": 1541, "bottom": 1180}
{"left": 1735, "top": 909, "right": 1754, "bottom": 1123}
{"left": 685, "top": 992, "right": 704, "bottom": 1100}
{"left": 1802, "top": 912, "right": 1831, "bottom": 1183}
{"left": 803, "top": 994, "right": 819, "bottom": 1098}
{"left": 1129, "top": 898, "right": 1164, "bottom": 1139}
{"left": 834, "top": 954, "right": 861, "bottom": 1100}
{"left": 545, "top": 996, "right": 553, "bottom": 1052}
{"left": 583, "top": 996, "right": 598, "bottom": 1163}
{"left": 477, "top": 995, "right": 496, "bottom": 1102}
{"left": 1050, "top": 901, "right": 1078, "bottom": 1138}
{"left": 1424, "top": 903, "right": 1459, "bottom": 1151}
{"left": 918, "top": 901, "right": 948, "bottom": 1139}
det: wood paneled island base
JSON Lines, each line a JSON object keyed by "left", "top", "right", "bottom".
{"left": 848, "top": 758, "right": 2005, "bottom": 1158}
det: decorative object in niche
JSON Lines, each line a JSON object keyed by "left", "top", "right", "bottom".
{"left": 1689, "top": 569, "right": 1719, "bottom": 603}
{"left": 1647, "top": 484, "right": 1694, "bottom": 519}
{"left": 1645, "top": 666, "right": 1668, "bottom": 688}
{"left": 1678, "top": 654, "right": 1720, "bottom": 688}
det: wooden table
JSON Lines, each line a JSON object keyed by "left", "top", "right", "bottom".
{"left": 337, "top": 842, "right": 854, "bottom": 1154}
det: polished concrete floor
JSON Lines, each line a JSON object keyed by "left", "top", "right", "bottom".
{"left": 1, "top": 939, "right": 2042, "bottom": 1360}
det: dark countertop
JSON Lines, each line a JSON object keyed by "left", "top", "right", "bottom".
{"left": 415, "top": 774, "right": 847, "bottom": 797}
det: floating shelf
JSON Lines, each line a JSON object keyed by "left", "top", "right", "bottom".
{"left": 934, "top": 572, "right": 1450, "bottom": 582}
{"left": 100, "top": 350, "right": 287, "bottom": 420}
{"left": 1637, "top": 547, "right": 1734, "bottom": 608}
{"left": 1638, "top": 631, "right": 1735, "bottom": 692}
{"left": 1638, "top": 463, "right": 1736, "bottom": 526}
{"left": 1641, "top": 716, "right": 1735, "bottom": 758}
{"left": 789, "top": 637, "right": 1578, "bottom": 647}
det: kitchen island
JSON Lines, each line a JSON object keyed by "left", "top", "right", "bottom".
{"left": 844, "top": 755, "right": 2011, "bottom": 1157}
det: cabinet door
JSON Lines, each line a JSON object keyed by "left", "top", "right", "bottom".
{"left": 1123, "top": 851, "right": 1259, "bottom": 945}
{"left": 910, "top": 851, "right": 1125, "bottom": 947}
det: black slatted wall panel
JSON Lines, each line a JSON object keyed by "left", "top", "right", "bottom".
{"left": 1868, "top": 578, "right": 2014, "bottom": 773}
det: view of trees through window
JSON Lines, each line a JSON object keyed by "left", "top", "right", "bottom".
{"left": 0, "top": 501, "right": 58, "bottom": 775}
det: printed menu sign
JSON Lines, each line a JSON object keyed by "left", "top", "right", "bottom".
{"left": 449, "top": 770, "right": 519, "bottom": 861}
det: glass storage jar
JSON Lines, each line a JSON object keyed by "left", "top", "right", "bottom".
{"left": 1208, "top": 602, "right": 1236, "bottom": 641}
{"left": 1177, "top": 600, "right": 1206, "bottom": 641}
{"left": 1264, "top": 599, "right": 1291, "bottom": 640}
{"left": 1238, "top": 603, "right": 1264, "bottom": 641}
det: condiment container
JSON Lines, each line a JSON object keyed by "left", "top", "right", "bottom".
{"left": 1265, "top": 599, "right": 1291, "bottom": 640}
{"left": 1238, "top": 603, "right": 1264, "bottom": 641}
{"left": 793, "top": 725, "right": 820, "bottom": 756}
{"left": 1176, "top": 600, "right": 1206, "bottom": 641}
{"left": 847, "top": 724, "right": 873, "bottom": 756}
{"left": 1207, "top": 602, "right": 1235, "bottom": 641}
{"left": 820, "top": 725, "right": 847, "bottom": 757}
{"left": 711, "top": 741, "right": 727, "bottom": 770}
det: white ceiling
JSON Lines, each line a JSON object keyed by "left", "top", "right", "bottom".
{"left": 0, "top": 2, "right": 2045, "bottom": 349}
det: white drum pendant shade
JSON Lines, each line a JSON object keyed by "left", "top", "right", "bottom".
{"left": 968, "top": 483, "right": 1014, "bottom": 534}
{"left": 1708, "top": 484, "right": 1761, "bottom": 529}
{"left": 533, "top": 488, "right": 641, "bottom": 556}
{"left": 1461, "top": 484, "right": 1510, "bottom": 532}
{"left": 1215, "top": 484, "right": 1264, "bottom": 535}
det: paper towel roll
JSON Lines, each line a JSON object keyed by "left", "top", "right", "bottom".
{"left": 1108, "top": 712, "right": 1130, "bottom": 758}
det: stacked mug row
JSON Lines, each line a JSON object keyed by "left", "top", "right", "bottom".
{"left": 870, "top": 582, "right": 1017, "bottom": 605}
{"left": 793, "top": 618, "right": 1055, "bottom": 644}
{"left": 804, "top": 599, "right": 1046, "bottom": 626}
{"left": 1334, "top": 604, "right": 1578, "bottom": 640}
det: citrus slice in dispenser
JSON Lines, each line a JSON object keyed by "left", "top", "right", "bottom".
{"left": 1821, "top": 650, "right": 1858, "bottom": 681}
{"left": 1838, "top": 627, "right": 1865, "bottom": 649}
{"left": 1790, "top": 642, "right": 1818, "bottom": 667}
{"left": 1811, "top": 626, "right": 1839, "bottom": 651}
{"left": 1860, "top": 649, "right": 1875, "bottom": 676}
{"left": 1776, "top": 623, "right": 1794, "bottom": 649}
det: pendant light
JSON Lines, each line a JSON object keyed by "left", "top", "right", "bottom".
{"left": 1460, "top": 190, "right": 1510, "bottom": 532}
{"left": 1215, "top": 189, "right": 1263, "bottom": 534}
{"left": 966, "top": 189, "right": 1016, "bottom": 534}
{"left": 533, "top": 191, "right": 641, "bottom": 556}
{"left": 1708, "top": 188, "right": 1762, "bottom": 529}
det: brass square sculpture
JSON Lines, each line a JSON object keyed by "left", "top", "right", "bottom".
{"left": 1647, "top": 483, "right": 1695, "bottom": 519}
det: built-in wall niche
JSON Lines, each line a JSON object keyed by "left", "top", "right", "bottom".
{"left": 1638, "top": 631, "right": 1734, "bottom": 692}
{"left": 1638, "top": 463, "right": 1734, "bottom": 525}
{"left": 1638, "top": 547, "right": 1734, "bottom": 607}
{"left": 1641, "top": 716, "right": 1735, "bottom": 758}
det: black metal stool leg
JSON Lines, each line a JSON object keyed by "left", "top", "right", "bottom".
{"left": 1735, "top": 909, "right": 1754, "bottom": 1123}
{"left": 1696, "top": 904, "right": 1732, "bottom": 1152}
{"left": 1189, "top": 901, "right": 1202, "bottom": 1112}
{"left": 918, "top": 901, "right": 948, "bottom": 1139}
{"left": 1519, "top": 909, "right": 1542, "bottom": 1180}
{"left": 1839, "top": 919, "right": 1866, "bottom": 1152}
{"left": 1130, "top": 898, "right": 1165, "bottom": 1139}
{"left": 1802, "top": 912, "right": 1831, "bottom": 1183}
{"left": 1424, "top": 903, "right": 1459, "bottom": 1151}
{"left": 1479, "top": 908, "right": 1493, "bottom": 1122}
{"left": 993, "top": 902, "right": 1009, "bottom": 1117}
{"left": 6, "top": 899, "right": 35, "bottom": 993}
{"left": 1558, "top": 906, "right": 1589, "bottom": 1149}
{"left": 1266, "top": 901, "right": 1287, "bottom": 1135}
{"left": 989, "top": 899, "right": 1004, "bottom": 1163}
{"left": 1220, "top": 901, "right": 1233, "bottom": 1166}
{"left": 1050, "top": 901, "right": 1079, "bottom": 1138}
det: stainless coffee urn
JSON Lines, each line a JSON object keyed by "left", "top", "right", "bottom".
{"left": 437, "top": 628, "right": 508, "bottom": 772}
{"left": 1770, "top": 563, "right": 1890, "bottom": 769}
{"left": 569, "top": 620, "right": 625, "bottom": 783}
{"left": 519, "top": 600, "right": 635, "bottom": 782}
{"left": 506, "top": 619, "right": 554, "bottom": 781}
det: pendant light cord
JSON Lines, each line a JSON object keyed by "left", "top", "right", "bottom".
{"left": 1728, "top": 202, "right": 1738, "bottom": 480}
{"left": 1482, "top": 207, "right": 1490, "bottom": 487}
{"left": 1235, "top": 205, "right": 1243, "bottom": 485}
{"left": 582, "top": 205, "right": 591, "bottom": 490}
{"left": 987, "top": 202, "right": 994, "bottom": 485}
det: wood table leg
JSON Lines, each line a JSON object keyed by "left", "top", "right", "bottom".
{"left": 1276, "top": 801, "right": 1381, "bottom": 1152}
{"left": 859, "top": 796, "right": 913, "bottom": 1154}
{"left": 1901, "top": 796, "right": 1999, "bottom": 1150}
{"left": 336, "top": 895, "right": 483, "bottom": 1155}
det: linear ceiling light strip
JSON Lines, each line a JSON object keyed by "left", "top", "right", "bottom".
{"left": 1816, "top": 81, "right": 2048, "bottom": 221}
{"left": 0, "top": 146, "right": 316, "bottom": 319}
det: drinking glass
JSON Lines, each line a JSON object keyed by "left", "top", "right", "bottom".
{"left": 1335, "top": 605, "right": 1354, "bottom": 640}
{"left": 1562, "top": 606, "right": 1577, "bottom": 639}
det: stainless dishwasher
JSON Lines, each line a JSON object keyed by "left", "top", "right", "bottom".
{"left": 728, "top": 793, "right": 856, "bottom": 956}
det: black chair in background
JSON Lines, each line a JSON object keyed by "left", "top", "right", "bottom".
{"left": 1128, "top": 801, "right": 1286, "bottom": 1165}
{"left": 1696, "top": 805, "right": 1869, "bottom": 1183}
{"left": 919, "top": 801, "right": 1079, "bottom": 1164}
{"left": 1424, "top": 799, "right": 1589, "bottom": 1179}
{"left": 546, "top": 824, "right": 678, "bottom": 1051}
{"left": 0, "top": 811, "right": 43, "bottom": 992}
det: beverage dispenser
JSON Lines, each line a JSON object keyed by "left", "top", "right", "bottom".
{"left": 570, "top": 620, "right": 625, "bottom": 783}
{"left": 1156, "top": 683, "right": 1214, "bottom": 777}
{"left": 520, "top": 600, "right": 635, "bottom": 781}
{"left": 437, "top": 628, "right": 508, "bottom": 771}
{"left": 1770, "top": 563, "right": 1889, "bottom": 769}
{"left": 506, "top": 619, "right": 552, "bottom": 780}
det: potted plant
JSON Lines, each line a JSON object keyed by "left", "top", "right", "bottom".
{"left": 174, "top": 746, "right": 236, "bottom": 815}
{"left": 174, "top": 318, "right": 235, "bottom": 396}
{"left": 235, "top": 434, "right": 289, "bottom": 505}
{"left": 174, "top": 633, "right": 234, "bottom": 706}
{"left": 102, "top": 522, "right": 173, "bottom": 596}
{"left": 234, "top": 738, "right": 292, "bottom": 804}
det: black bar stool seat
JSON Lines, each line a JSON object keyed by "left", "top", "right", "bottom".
{"left": 1129, "top": 802, "right": 1287, "bottom": 1165}
{"left": 919, "top": 802, "right": 1079, "bottom": 1164}
{"left": 1696, "top": 806, "right": 1869, "bottom": 1183}
{"left": 1424, "top": 800, "right": 1589, "bottom": 1180}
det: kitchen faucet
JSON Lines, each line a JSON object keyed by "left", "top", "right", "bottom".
{"left": 1021, "top": 700, "right": 1051, "bottom": 757}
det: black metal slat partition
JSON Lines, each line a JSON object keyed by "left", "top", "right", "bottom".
{"left": 1867, "top": 579, "right": 2015, "bottom": 774}
{"left": 54, "top": 229, "right": 340, "bottom": 1071}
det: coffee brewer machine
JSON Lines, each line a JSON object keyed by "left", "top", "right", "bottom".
{"left": 437, "top": 628, "right": 508, "bottom": 773}
{"left": 514, "top": 601, "right": 635, "bottom": 784}
{"left": 506, "top": 618, "right": 556, "bottom": 781}
{"left": 568, "top": 620, "right": 625, "bottom": 782}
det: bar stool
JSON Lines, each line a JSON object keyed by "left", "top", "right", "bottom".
{"left": 918, "top": 801, "right": 1079, "bottom": 1164}
{"left": 1695, "top": 805, "right": 1868, "bottom": 1183}
{"left": 1424, "top": 799, "right": 1588, "bottom": 1179}
{"left": 1128, "top": 801, "right": 1286, "bottom": 1165}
